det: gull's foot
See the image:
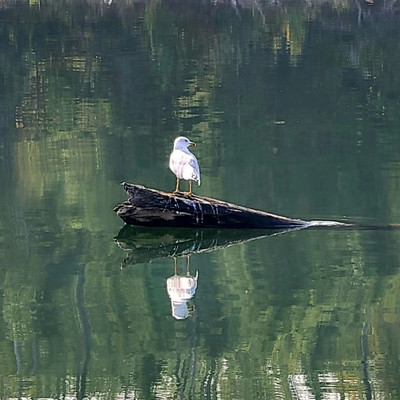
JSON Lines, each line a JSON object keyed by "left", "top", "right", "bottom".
{"left": 183, "top": 191, "right": 194, "bottom": 197}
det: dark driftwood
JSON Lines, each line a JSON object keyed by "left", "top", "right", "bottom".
{"left": 114, "top": 182, "right": 308, "bottom": 229}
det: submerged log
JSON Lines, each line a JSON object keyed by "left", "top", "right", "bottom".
{"left": 114, "top": 182, "right": 309, "bottom": 229}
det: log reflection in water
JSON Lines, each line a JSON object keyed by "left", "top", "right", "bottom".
{"left": 115, "top": 225, "right": 298, "bottom": 267}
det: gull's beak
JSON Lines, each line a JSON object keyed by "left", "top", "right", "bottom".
{"left": 189, "top": 141, "right": 196, "bottom": 147}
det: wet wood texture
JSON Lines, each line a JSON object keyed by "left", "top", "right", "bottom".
{"left": 114, "top": 182, "right": 307, "bottom": 229}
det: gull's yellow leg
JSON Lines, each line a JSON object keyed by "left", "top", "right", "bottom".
{"left": 174, "top": 178, "right": 180, "bottom": 193}
{"left": 188, "top": 180, "right": 192, "bottom": 195}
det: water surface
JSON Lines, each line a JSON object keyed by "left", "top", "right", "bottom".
{"left": 1, "top": 1, "right": 400, "bottom": 399}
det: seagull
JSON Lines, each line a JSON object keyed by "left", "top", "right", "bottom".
{"left": 169, "top": 136, "right": 201, "bottom": 195}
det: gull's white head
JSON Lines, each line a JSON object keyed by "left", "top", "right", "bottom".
{"left": 173, "top": 136, "right": 196, "bottom": 150}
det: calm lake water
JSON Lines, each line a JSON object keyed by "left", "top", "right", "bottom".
{"left": 1, "top": 0, "right": 400, "bottom": 399}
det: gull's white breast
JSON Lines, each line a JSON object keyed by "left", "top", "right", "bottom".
{"left": 169, "top": 149, "right": 201, "bottom": 185}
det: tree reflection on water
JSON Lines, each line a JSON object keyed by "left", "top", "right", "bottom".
{"left": 1, "top": 0, "right": 400, "bottom": 399}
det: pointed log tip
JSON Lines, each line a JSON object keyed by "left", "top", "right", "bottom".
{"left": 121, "top": 182, "right": 145, "bottom": 189}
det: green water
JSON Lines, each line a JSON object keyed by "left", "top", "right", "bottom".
{"left": 1, "top": 1, "right": 400, "bottom": 398}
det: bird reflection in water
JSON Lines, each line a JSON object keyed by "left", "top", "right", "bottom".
{"left": 166, "top": 256, "right": 198, "bottom": 320}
